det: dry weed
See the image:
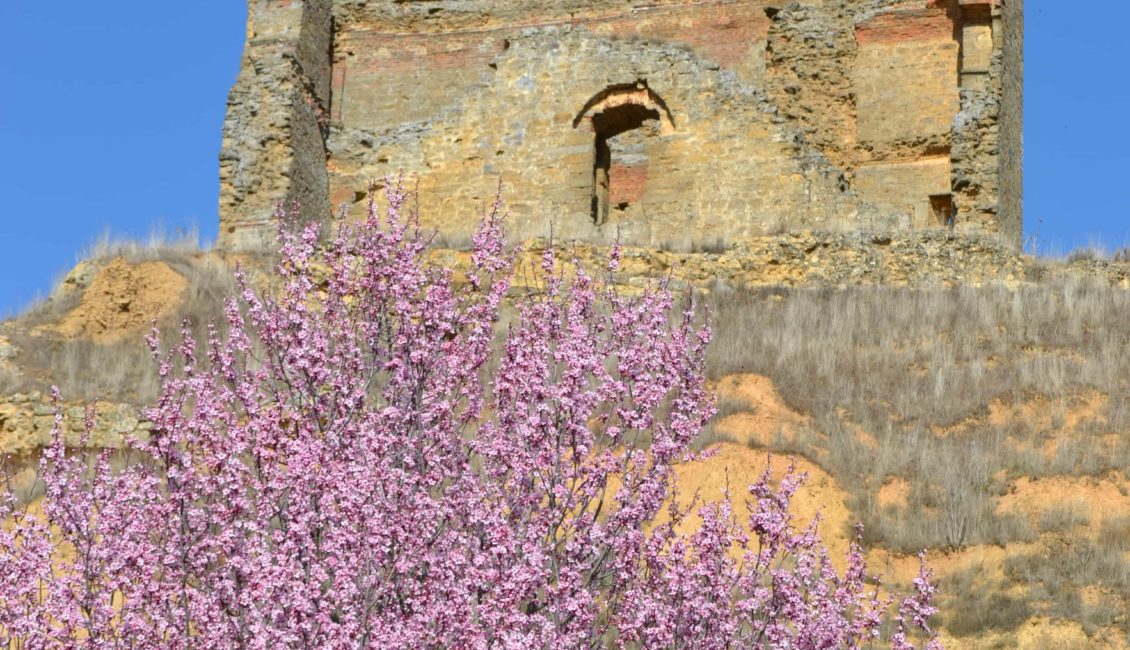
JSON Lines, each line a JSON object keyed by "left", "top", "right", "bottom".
{"left": 705, "top": 278, "right": 1130, "bottom": 551}
{"left": 6, "top": 247, "right": 237, "bottom": 403}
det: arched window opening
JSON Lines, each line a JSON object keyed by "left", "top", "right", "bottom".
{"left": 574, "top": 83, "right": 674, "bottom": 225}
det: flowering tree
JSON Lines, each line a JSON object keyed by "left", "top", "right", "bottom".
{"left": 1, "top": 184, "right": 940, "bottom": 648}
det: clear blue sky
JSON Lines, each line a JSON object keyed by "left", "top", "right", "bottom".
{"left": 0, "top": 2, "right": 246, "bottom": 316}
{"left": 0, "top": 2, "right": 1126, "bottom": 314}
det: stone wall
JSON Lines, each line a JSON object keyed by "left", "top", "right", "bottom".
{"left": 423, "top": 229, "right": 1030, "bottom": 291}
{"left": 998, "top": 0, "right": 1024, "bottom": 245}
{"left": 429, "top": 229, "right": 1130, "bottom": 293}
{"left": 216, "top": 0, "right": 1024, "bottom": 252}
{"left": 218, "top": 0, "right": 333, "bottom": 252}
{"left": 327, "top": 28, "right": 872, "bottom": 248}
{"left": 952, "top": 52, "right": 1002, "bottom": 236}
{"left": 0, "top": 393, "right": 151, "bottom": 457}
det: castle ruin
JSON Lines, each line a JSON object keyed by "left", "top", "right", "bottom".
{"left": 218, "top": 0, "right": 1022, "bottom": 253}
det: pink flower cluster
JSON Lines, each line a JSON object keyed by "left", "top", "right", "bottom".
{"left": 1, "top": 184, "right": 940, "bottom": 648}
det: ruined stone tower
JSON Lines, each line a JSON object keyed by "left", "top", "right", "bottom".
{"left": 218, "top": 0, "right": 1023, "bottom": 253}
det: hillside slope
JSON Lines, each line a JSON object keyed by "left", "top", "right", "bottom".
{"left": 4, "top": 236, "right": 1130, "bottom": 647}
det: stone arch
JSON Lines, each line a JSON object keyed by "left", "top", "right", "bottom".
{"left": 574, "top": 82, "right": 674, "bottom": 225}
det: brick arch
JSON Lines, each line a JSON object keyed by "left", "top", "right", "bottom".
{"left": 574, "top": 82, "right": 674, "bottom": 225}
{"left": 572, "top": 82, "right": 675, "bottom": 134}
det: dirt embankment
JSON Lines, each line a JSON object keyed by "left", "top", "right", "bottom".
{"left": 51, "top": 257, "right": 186, "bottom": 343}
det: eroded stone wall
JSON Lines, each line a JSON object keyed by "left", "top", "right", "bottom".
{"left": 0, "top": 394, "right": 151, "bottom": 457}
{"left": 219, "top": 0, "right": 333, "bottom": 252}
{"left": 998, "top": 0, "right": 1024, "bottom": 245}
{"left": 952, "top": 51, "right": 1002, "bottom": 236}
{"left": 327, "top": 28, "right": 873, "bottom": 247}
{"left": 217, "top": 0, "right": 1023, "bottom": 252}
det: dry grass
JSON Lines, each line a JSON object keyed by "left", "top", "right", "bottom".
{"left": 1037, "top": 501, "right": 1091, "bottom": 534}
{"left": 1098, "top": 516, "right": 1130, "bottom": 551}
{"left": 13, "top": 285, "right": 84, "bottom": 331}
{"left": 1004, "top": 533, "right": 1130, "bottom": 636}
{"left": 6, "top": 248, "right": 236, "bottom": 404}
{"left": 939, "top": 567, "right": 1032, "bottom": 637}
{"left": 1066, "top": 247, "right": 1103, "bottom": 263}
{"left": 700, "top": 278, "right": 1130, "bottom": 639}
{"left": 12, "top": 226, "right": 206, "bottom": 331}
{"left": 704, "top": 278, "right": 1130, "bottom": 551}
{"left": 0, "top": 364, "right": 18, "bottom": 395}
{"left": 80, "top": 224, "right": 205, "bottom": 263}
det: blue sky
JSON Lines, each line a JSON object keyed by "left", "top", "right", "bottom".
{"left": 1025, "top": 3, "right": 1130, "bottom": 256}
{"left": 0, "top": 2, "right": 245, "bottom": 315}
{"left": 0, "top": 2, "right": 1126, "bottom": 314}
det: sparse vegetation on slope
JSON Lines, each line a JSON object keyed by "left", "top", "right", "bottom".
{"left": 5, "top": 227, "right": 1130, "bottom": 645}
{"left": 704, "top": 278, "right": 1130, "bottom": 642}
{"left": 3, "top": 245, "right": 237, "bottom": 403}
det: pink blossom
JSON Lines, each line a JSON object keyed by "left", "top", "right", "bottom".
{"left": 0, "top": 182, "right": 940, "bottom": 648}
